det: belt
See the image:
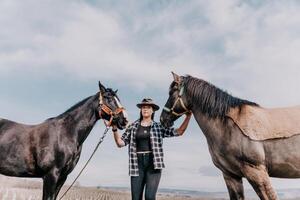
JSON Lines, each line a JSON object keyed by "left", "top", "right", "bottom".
{"left": 137, "top": 151, "right": 152, "bottom": 155}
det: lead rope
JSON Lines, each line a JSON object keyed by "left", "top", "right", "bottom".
{"left": 59, "top": 126, "right": 110, "bottom": 200}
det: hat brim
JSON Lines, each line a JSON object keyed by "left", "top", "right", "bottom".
{"left": 137, "top": 103, "right": 160, "bottom": 111}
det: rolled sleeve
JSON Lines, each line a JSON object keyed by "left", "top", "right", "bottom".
{"left": 162, "top": 125, "right": 179, "bottom": 138}
{"left": 121, "top": 125, "right": 132, "bottom": 146}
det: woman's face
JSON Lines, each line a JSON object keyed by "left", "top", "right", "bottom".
{"left": 141, "top": 105, "right": 154, "bottom": 118}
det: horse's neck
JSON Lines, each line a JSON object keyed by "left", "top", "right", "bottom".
{"left": 61, "top": 95, "right": 99, "bottom": 145}
{"left": 186, "top": 87, "right": 226, "bottom": 145}
{"left": 192, "top": 109, "right": 225, "bottom": 147}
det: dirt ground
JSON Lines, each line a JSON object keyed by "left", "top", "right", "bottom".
{"left": 0, "top": 175, "right": 228, "bottom": 200}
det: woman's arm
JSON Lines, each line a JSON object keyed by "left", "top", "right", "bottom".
{"left": 175, "top": 112, "right": 192, "bottom": 136}
{"left": 112, "top": 125, "right": 125, "bottom": 148}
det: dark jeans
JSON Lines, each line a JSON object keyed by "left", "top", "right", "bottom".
{"left": 131, "top": 153, "right": 162, "bottom": 200}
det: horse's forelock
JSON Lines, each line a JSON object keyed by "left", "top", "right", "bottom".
{"left": 105, "top": 88, "right": 116, "bottom": 96}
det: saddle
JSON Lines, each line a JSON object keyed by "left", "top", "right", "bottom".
{"left": 226, "top": 105, "right": 300, "bottom": 140}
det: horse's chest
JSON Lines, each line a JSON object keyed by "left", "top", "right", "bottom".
{"left": 208, "top": 144, "right": 242, "bottom": 176}
{"left": 65, "top": 147, "right": 82, "bottom": 170}
{"left": 209, "top": 146, "right": 227, "bottom": 166}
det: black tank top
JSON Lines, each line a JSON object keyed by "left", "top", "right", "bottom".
{"left": 136, "top": 125, "right": 151, "bottom": 152}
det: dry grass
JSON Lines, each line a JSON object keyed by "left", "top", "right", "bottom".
{"left": 0, "top": 175, "right": 227, "bottom": 200}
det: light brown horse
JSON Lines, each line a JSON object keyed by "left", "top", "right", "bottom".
{"left": 160, "top": 72, "right": 300, "bottom": 200}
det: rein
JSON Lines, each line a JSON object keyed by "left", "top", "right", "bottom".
{"left": 163, "top": 84, "right": 190, "bottom": 117}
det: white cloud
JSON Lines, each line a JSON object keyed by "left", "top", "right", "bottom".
{"left": 0, "top": 0, "right": 218, "bottom": 89}
{"left": 206, "top": 1, "right": 300, "bottom": 106}
{"left": 2, "top": 0, "right": 300, "bottom": 192}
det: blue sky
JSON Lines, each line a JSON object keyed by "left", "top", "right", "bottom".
{"left": 1, "top": 0, "right": 300, "bottom": 192}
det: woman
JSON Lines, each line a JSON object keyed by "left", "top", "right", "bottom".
{"left": 112, "top": 98, "right": 191, "bottom": 200}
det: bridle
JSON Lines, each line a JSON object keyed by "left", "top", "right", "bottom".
{"left": 98, "top": 92, "right": 125, "bottom": 127}
{"left": 163, "top": 82, "right": 191, "bottom": 117}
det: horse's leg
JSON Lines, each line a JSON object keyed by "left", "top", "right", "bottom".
{"left": 223, "top": 173, "right": 244, "bottom": 200}
{"left": 42, "top": 170, "right": 60, "bottom": 200}
{"left": 54, "top": 174, "right": 68, "bottom": 199}
{"left": 242, "top": 164, "right": 278, "bottom": 200}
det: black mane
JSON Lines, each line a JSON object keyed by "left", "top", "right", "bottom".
{"left": 53, "top": 95, "right": 96, "bottom": 119}
{"left": 61, "top": 95, "right": 94, "bottom": 115}
{"left": 104, "top": 88, "right": 117, "bottom": 97}
{"left": 55, "top": 88, "right": 117, "bottom": 119}
{"left": 183, "top": 75, "right": 258, "bottom": 119}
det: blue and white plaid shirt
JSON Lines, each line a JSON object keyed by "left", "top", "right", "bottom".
{"left": 121, "top": 119, "right": 179, "bottom": 176}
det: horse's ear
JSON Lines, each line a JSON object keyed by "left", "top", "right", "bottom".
{"left": 114, "top": 89, "right": 118, "bottom": 94}
{"left": 98, "top": 81, "right": 106, "bottom": 94}
{"left": 171, "top": 71, "right": 181, "bottom": 83}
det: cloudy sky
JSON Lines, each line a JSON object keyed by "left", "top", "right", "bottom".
{"left": 1, "top": 0, "right": 300, "bottom": 193}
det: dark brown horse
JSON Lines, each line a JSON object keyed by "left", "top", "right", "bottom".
{"left": 0, "top": 82, "right": 128, "bottom": 200}
{"left": 160, "top": 72, "right": 300, "bottom": 200}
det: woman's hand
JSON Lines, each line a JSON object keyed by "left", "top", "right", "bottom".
{"left": 112, "top": 125, "right": 118, "bottom": 132}
{"left": 186, "top": 111, "right": 192, "bottom": 118}
{"left": 176, "top": 112, "right": 192, "bottom": 136}
{"left": 112, "top": 125, "right": 125, "bottom": 148}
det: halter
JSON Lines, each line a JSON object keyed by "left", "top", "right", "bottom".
{"left": 163, "top": 83, "right": 190, "bottom": 117}
{"left": 98, "top": 92, "right": 125, "bottom": 127}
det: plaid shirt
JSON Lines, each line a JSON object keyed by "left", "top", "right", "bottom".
{"left": 121, "top": 119, "right": 179, "bottom": 176}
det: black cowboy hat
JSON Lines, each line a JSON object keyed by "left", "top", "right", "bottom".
{"left": 136, "top": 98, "right": 160, "bottom": 111}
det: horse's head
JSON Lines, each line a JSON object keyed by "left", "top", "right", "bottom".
{"left": 98, "top": 81, "right": 128, "bottom": 130}
{"left": 160, "top": 72, "right": 191, "bottom": 128}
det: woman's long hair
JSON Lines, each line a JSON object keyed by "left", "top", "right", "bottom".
{"left": 139, "top": 111, "right": 155, "bottom": 121}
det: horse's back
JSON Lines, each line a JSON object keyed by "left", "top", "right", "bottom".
{"left": 0, "top": 118, "right": 45, "bottom": 177}
{"left": 227, "top": 105, "right": 300, "bottom": 140}
{"left": 0, "top": 118, "right": 20, "bottom": 134}
{"left": 0, "top": 118, "right": 35, "bottom": 135}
